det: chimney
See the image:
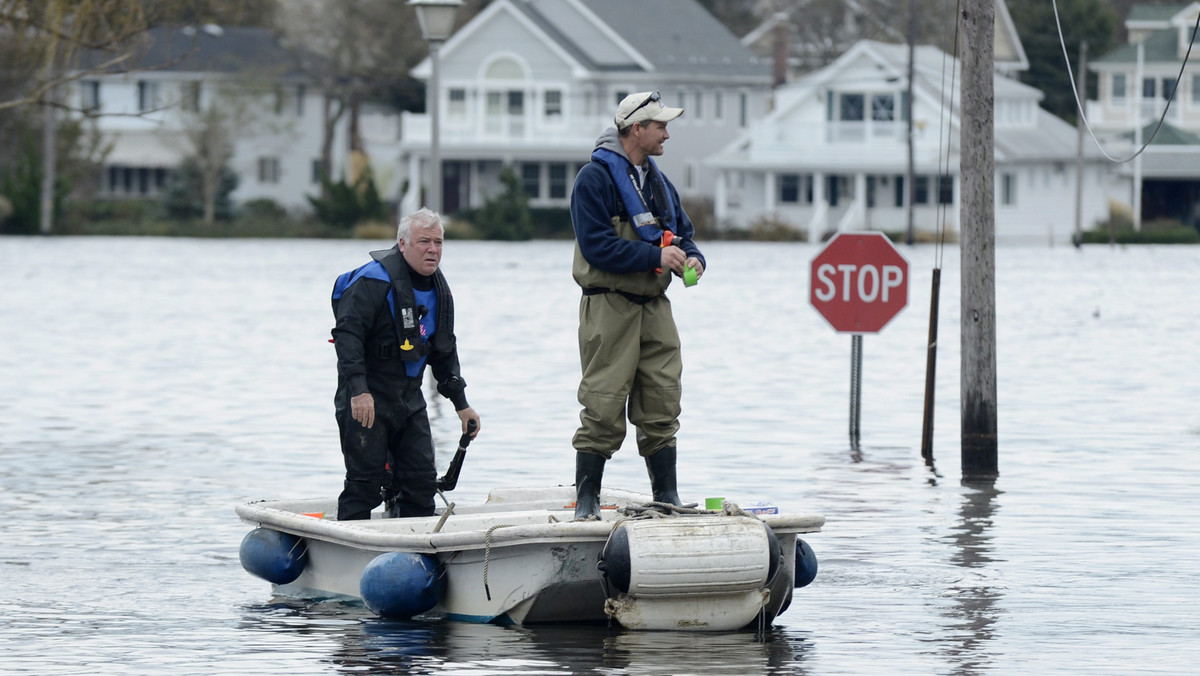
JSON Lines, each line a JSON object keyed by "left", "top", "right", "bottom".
{"left": 772, "top": 13, "right": 789, "bottom": 87}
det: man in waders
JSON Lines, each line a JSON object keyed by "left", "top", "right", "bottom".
{"left": 568, "top": 91, "right": 706, "bottom": 520}
{"left": 331, "top": 208, "right": 481, "bottom": 520}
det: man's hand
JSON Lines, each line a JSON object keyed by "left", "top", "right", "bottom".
{"left": 351, "top": 392, "right": 376, "bottom": 429}
{"left": 457, "top": 407, "right": 481, "bottom": 439}
{"left": 659, "top": 245, "right": 687, "bottom": 275}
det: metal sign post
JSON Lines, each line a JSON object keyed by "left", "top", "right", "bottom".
{"left": 810, "top": 233, "right": 909, "bottom": 448}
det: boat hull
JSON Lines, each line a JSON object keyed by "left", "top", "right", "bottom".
{"left": 238, "top": 487, "right": 823, "bottom": 631}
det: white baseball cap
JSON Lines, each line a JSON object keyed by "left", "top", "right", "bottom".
{"left": 615, "top": 91, "right": 684, "bottom": 129}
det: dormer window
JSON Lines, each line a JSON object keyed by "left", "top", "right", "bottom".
{"left": 839, "top": 93, "right": 864, "bottom": 121}
{"left": 871, "top": 94, "right": 894, "bottom": 121}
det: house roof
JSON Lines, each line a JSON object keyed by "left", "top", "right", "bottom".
{"left": 571, "top": 0, "right": 767, "bottom": 77}
{"left": 419, "top": 0, "right": 769, "bottom": 82}
{"left": 78, "top": 25, "right": 308, "bottom": 78}
{"left": 1128, "top": 4, "right": 1188, "bottom": 23}
{"left": 1120, "top": 120, "right": 1200, "bottom": 145}
{"left": 1093, "top": 27, "right": 1182, "bottom": 64}
{"left": 707, "top": 39, "right": 1090, "bottom": 170}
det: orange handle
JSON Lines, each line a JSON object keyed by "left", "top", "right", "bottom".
{"left": 655, "top": 231, "right": 674, "bottom": 274}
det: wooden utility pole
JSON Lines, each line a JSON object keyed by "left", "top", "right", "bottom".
{"left": 1073, "top": 42, "right": 1088, "bottom": 247}
{"left": 959, "top": 0, "right": 998, "bottom": 479}
{"left": 905, "top": 0, "right": 916, "bottom": 246}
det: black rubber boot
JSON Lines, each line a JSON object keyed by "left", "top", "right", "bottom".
{"left": 645, "top": 446, "right": 682, "bottom": 506}
{"left": 573, "top": 452, "right": 606, "bottom": 521}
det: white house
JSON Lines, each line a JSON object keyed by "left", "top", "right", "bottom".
{"left": 70, "top": 25, "right": 353, "bottom": 211}
{"left": 397, "top": 0, "right": 774, "bottom": 216}
{"left": 1087, "top": 3, "right": 1200, "bottom": 227}
{"left": 705, "top": 40, "right": 1126, "bottom": 245}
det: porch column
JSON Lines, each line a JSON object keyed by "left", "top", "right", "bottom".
{"left": 855, "top": 171, "right": 867, "bottom": 230}
{"left": 714, "top": 170, "right": 728, "bottom": 225}
{"left": 764, "top": 171, "right": 777, "bottom": 213}
{"left": 402, "top": 153, "right": 421, "bottom": 215}
{"left": 469, "top": 160, "right": 481, "bottom": 211}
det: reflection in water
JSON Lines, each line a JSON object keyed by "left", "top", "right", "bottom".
{"left": 239, "top": 599, "right": 813, "bottom": 675}
{"left": 941, "top": 481, "right": 1001, "bottom": 674}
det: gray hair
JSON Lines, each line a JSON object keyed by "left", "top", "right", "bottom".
{"left": 396, "top": 207, "right": 444, "bottom": 245}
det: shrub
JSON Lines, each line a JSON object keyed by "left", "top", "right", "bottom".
{"left": 239, "top": 198, "right": 288, "bottom": 222}
{"left": 0, "top": 135, "right": 69, "bottom": 234}
{"left": 1082, "top": 215, "right": 1199, "bottom": 244}
{"left": 162, "top": 159, "right": 238, "bottom": 221}
{"left": 308, "top": 171, "right": 386, "bottom": 230}
{"left": 470, "top": 166, "right": 532, "bottom": 240}
{"left": 529, "top": 207, "right": 573, "bottom": 239}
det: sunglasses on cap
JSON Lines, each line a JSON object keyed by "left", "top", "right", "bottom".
{"left": 622, "top": 91, "right": 662, "bottom": 121}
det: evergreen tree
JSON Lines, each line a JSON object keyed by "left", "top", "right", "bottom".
{"left": 1007, "top": 0, "right": 1118, "bottom": 123}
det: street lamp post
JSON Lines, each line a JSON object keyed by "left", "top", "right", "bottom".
{"left": 410, "top": 0, "right": 461, "bottom": 214}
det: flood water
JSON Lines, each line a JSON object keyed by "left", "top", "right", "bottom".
{"left": 1, "top": 236, "right": 1198, "bottom": 675}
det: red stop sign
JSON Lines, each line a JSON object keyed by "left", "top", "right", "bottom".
{"left": 810, "top": 232, "right": 909, "bottom": 333}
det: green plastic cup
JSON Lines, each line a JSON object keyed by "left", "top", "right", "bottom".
{"left": 683, "top": 266, "right": 698, "bottom": 287}
{"left": 705, "top": 497, "right": 725, "bottom": 510}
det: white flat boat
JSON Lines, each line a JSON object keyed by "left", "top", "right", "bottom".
{"left": 237, "top": 486, "right": 823, "bottom": 632}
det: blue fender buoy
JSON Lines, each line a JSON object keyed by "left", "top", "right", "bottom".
{"left": 360, "top": 552, "right": 445, "bottom": 619}
{"left": 240, "top": 528, "right": 307, "bottom": 585}
{"left": 794, "top": 538, "right": 818, "bottom": 588}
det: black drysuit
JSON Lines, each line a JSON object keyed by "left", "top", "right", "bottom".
{"left": 331, "top": 245, "right": 468, "bottom": 520}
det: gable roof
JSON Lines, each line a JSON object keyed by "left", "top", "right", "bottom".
{"left": 78, "top": 25, "right": 308, "bottom": 78}
{"left": 708, "top": 39, "right": 1080, "bottom": 168}
{"left": 417, "top": 0, "right": 768, "bottom": 82}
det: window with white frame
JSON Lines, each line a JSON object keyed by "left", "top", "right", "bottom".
{"left": 545, "top": 90, "right": 562, "bottom": 118}
{"left": 137, "top": 81, "right": 160, "bottom": 112}
{"left": 839, "top": 93, "right": 865, "bottom": 121}
{"left": 80, "top": 80, "right": 100, "bottom": 112}
{"left": 1143, "top": 77, "right": 1156, "bottom": 99}
{"left": 311, "top": 159, "right": 323, "bottom": 184}
{"left": 713, "top": 91, "right": 723, "bottom": 121}
{"left": 521, "top": 163, "right": 540, "bottom": 198}
{"left": 1112, "top": 73, "right": 1127, "bottom": 103}
{"left": 780, "top": 174, "right": 801, "bottom": 203}
{"left": 739, "top": 92, "right": 747, "bottom": 127}
{"left": 258, "top": 157, "right": 281, "bottom": 184}
{"left": 1001, "top": 173, "right": 1016, "bottom": 206}
{"left": 448, "top": 88, "right": 466, "bottom": 118}
{"left": 548, "top": 163, "right": 568, "bottom": 199}
{"left": 295, "top": 84, "right": 306, "bottom": 116}
{"left": 1192, "top": 74, "right": 1200, "bottom": 104}
{"left": 914, "top": 175, "right": 930, "bottom": 204}
{"left": 694, "top": 91, "right": 703, "bottom": 120}
{"left": 871, "top": 94, "right": 895, "bottom": 121}
{"left": 1161, "top": 77, "right": 1176, "bottom": 101}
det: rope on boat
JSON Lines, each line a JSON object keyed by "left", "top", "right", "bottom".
{"left": 481, "top": 523, "right": 517, "bottom": 601}
{"left": 619, "top": 501, "right": 758, "bottom": 520}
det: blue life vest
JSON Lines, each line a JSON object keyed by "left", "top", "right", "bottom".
{"left": 405, "top": 287, "right": 438, "bottom": 377}
{"left": 332, "top": 260, "right": 395, "bottom": 318}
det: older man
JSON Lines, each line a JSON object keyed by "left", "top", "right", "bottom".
{"left": 331, "top": 207, "right": 481, "bottom": 520}
{"left": 568, "top": 91, "right": 706, "bottom": 520}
